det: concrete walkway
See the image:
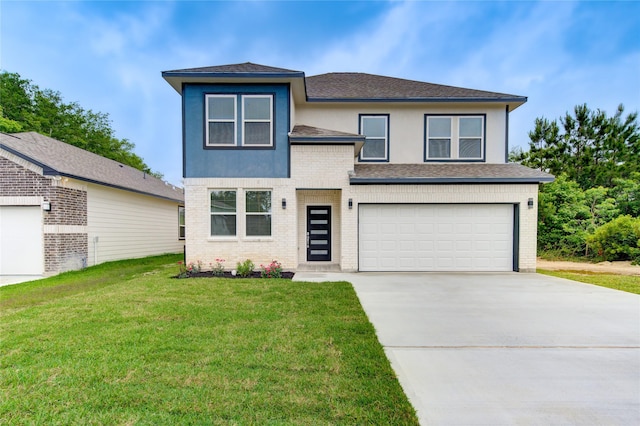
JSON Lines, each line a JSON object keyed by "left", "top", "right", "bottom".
{"left": 294, "top": 272, "right": 640, "bottom": 425}
{"left": 0, "top": 275, "right": 43, "bottom": 287}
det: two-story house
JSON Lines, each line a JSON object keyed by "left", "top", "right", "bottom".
{"left": 162, "top": 62, "right": 553, "bottom": 273}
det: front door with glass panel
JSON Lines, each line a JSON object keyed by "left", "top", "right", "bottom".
{"left": 307, "top": 206, "right": 331, "bottom": 261}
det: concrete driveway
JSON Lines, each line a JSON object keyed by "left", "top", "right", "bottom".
{"left": 294, "top": 272, "right": 640, "bottom": 425}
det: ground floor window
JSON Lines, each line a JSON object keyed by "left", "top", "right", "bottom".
{"left": 245, "top": 190, "right": 271, "bottom": 236}
{"left": 210, "top": 190, "right": 237, "bottom": 236}
{"left": 178, "top": 206, "right": 185, "bottom": 239}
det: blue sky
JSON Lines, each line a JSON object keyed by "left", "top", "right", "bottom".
{"left": 1, "top": 0, "right": 638, "bottom": 186}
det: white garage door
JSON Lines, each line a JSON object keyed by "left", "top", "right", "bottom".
{"left": 0, "top": 206, "right": 44, "bottom": 275}
{"left": 359, "top": 204, "right": 514, "bottom": 272}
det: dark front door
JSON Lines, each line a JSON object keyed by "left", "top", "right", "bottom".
{"left": 307, "top": 206, "right": 331, "bottom": 261}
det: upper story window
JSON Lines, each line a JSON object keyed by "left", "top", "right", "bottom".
{"left": 425, "top": 115, "right": 485, "bottom": 161}
{"left": 359, "top": 114, "right": 389, "bottom": 161}
{"left": 207, "top": 95, "right": 237, "bottom": 146}
{"left": 206, "top": 94, "right": 273, "bottom": 147}
{"left": 243, "top": 96, "right": 273, "bottom": 146}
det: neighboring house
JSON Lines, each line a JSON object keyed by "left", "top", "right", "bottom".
{"left": 0, "top": 132, "right": 184, "bottom": 281}
{"left": 162, "top": 62, "right": 553, "bottom": 273}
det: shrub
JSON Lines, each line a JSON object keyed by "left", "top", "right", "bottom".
{"left": 210, "top": 258, "right": 225, "bottom": 276}
{"left": 186, "top": 260, "right": 203, "bottom": 274}
{"left": 586, "top": 215, "right": 640, "bottom": 263}
{"left": 260, "top": 260, "right": 282, "bottom": 278}
{"left": 177, "top": 261, "right": 188, "bottom": 278}
{"left": 236, "top": 259, "right": 255, "bottom": 277}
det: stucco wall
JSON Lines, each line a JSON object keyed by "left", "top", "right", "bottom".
{"left": 294, "top": 103, "right": 508, "bottom": 164}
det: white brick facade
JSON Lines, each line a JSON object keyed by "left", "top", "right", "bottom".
{"left": 184, "top": 145, "right": 540, "bottom": 272}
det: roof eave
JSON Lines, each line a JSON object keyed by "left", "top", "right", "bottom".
{"left": 350, "top": 176, "right": 554, "bottom": 185}
{"left": 162, "top": 71, "right": 306, "bottom": 98}
{"left": 42, "top": 170, "right": 184, "bottom": 203}
{"left": 307, "top": 96, "right": 527, "bottom": 105}
{"left": 0, "top": 143, "right": 59, "bottom": 175}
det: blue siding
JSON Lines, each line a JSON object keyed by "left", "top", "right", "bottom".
{"left": 183, "top": 84, "right": 290, "bottom": 178}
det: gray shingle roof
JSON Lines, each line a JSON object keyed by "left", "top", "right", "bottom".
{"left": 290, "top": 125, "right": 363, "bottom": 139}
{"left": 162, "top": 62, "right": 525, "bottom": 105}
{"left": 163, "top": 62, "right": 303, "bottom": 75}
{"left": 0, "top": 132, "right": 184, "bottom": 202}
{"left": 351, "top": 163, "right": 554, "bottom": 184}
{"left": 305, "top": 73, "right": 525, "bottom": 102}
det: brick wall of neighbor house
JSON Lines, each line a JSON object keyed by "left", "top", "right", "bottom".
{"left": 0, "top": 151, "right": 89, "bottom": 275}
{"left": 44, "top": 233, "right": 88, "bottom": 273}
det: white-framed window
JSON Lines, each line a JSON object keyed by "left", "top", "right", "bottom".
{"left": 425, "top": 115, "right": 485, "bottom": 160}
{"left": 178, "top": 206, "right": 185, "bottom": 239}
{"left": 206, "top": 95, "right": 237, "bottom": 146}
{"left": 242, "top": 95, "right": 273, "bottom": 146}
{"left": 359, "top": 115, "right": 389, "bottom": 161}
{"left": 205, "top": 94, "right": 273, "bottom": 147}
{"left": 245, "top": 190, "right": 271, "bottom": 236}
{"left": 210, "top": 190, "right": 237, "bottom": 236}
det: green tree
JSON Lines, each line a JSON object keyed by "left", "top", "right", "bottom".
{"left": 515, "top": 104, "right": 639, "bottom": 189}
{"left": 538, "top": 175, "right": 591, "bottom": 255}
{"left": 610, "top": 173, "right": 640, "bottom": 217}
{"left": 0, "top": 70, "right": 161, "bottom": 178}
{"left": 0, "top": 106, "right": 23, "bottom": 132}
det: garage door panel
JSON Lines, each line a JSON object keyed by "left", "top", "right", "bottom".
{"left": 359, "top": 204, "right": 514, "bottom": 272}
{"left": 0, "top": 206, "right": 44, "bottom": 275}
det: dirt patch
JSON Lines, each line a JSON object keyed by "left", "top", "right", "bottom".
{"left": 537, "top": 258, "right": 640, "bottom": 276}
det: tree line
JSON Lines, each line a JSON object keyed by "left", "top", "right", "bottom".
{"left": 0, "top": 71, "right": 161, "bottom": 177}
{"left": 512, "top": 104, "right": 639, "bottom": 263}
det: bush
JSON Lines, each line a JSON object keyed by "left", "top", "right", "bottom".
{"left": 260, "top": 260, "right": 282, "bottom": 278}
{"left": 236, "top": 259, "right": 255, "bottom": 277}
{"left": 586, "top": 215, "right": 640, "bottom": 263}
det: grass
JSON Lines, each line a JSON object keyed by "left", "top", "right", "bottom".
{"left": 0, "top": 255, "right": 418, "bottom": 425}
{"left": 538, "top": 269, "right": 640, "bottom": 295}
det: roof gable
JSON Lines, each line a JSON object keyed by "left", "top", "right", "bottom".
{"left": 0, "top": 132, "right": 183, "bottom": 202}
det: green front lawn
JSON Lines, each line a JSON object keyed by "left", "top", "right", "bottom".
{"left": 0, "top": 255, "right": 417, "bottom": 424}
{"left": 538, "top": 269, "right": 640, "bottom": 295}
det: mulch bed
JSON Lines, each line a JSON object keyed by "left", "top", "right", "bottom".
{"left": 175, "top": 271, "right": 295, "bottom": 279}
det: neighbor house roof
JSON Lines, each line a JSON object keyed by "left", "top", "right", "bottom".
{"left": 350, "top": 163, "right": 554, "bottom": 184}
{"left": 0, "top": 132, "right": 184, "bottom": 202}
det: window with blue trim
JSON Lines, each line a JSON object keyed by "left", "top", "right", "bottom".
{"left": 206, "top": 94, "right": 273, "bottom": 147}
{"left": 360, "top": 115, "right": 389, "bottom": 161}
